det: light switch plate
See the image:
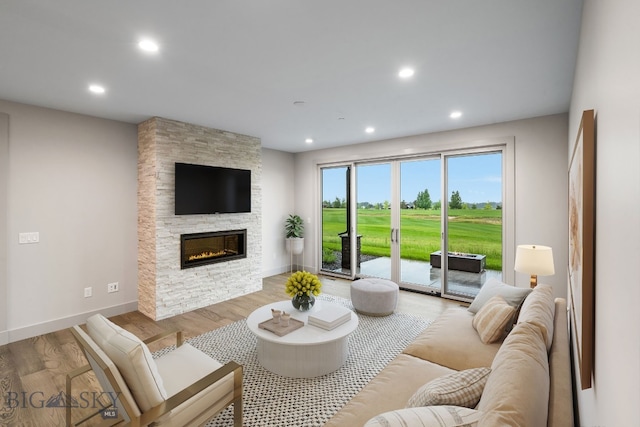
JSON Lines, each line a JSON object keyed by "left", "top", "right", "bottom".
{"left": 19, "top": 232, "right": 39, "bottom": 244}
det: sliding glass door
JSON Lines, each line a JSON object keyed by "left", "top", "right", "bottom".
{"left": 441, "top": 151, "right": 503, "bottom": 299}
{"left": 319, "top": 142, "right": 511, "bottom": 301}
{"left": 320, "top": 165, "right": 356, "bottom": 278}
{"left": 355, "top": 163, "right": 393, "bottom": 280}
{"left": 399, "top": 158, "right": 442, "bottom": 294}
{"left": 352, "top": 158, "right": 442, "bottom": 293}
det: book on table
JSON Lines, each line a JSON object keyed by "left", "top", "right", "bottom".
{"left": 308, "top": 305, "right": 352, "bottom": 330}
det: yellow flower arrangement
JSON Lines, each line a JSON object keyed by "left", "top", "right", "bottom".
{"left": 285, "top": 271, "right": 322, "bottom": 297}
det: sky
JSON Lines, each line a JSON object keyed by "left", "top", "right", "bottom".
{"left": 322, "top": 153, "right": 502, "bottom": 205}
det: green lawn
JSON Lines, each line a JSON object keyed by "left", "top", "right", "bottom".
{"left": 322, "top": 208, "right": 503, "bottom": 270}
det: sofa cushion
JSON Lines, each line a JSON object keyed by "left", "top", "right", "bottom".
{"left": 548, "top": 298, "right": 574, "bottom": 426}
{"left": 155, "top": 343, "right": 223, "bottom": 396}
{"left": 517, "top": 284, "right": 556, "bottom": 351}
{"left": 85, "top": 314, "right": 167, "bottom": 412}
{"left": 365, "top": 406, "right": 482, "bottom": 427}
{"left": 154, "top": 343, "right": 236, "bottom": 426}
{"left": 472, "top": 295, "right": 516, "bottom": 344}
{"left": 403, "top": 308, "right": 501, "bottom": 371}
{"left": 407, "top": 367, "right": 491, "bottom": 408}
{"left": 477, "top": 322, "right": 550, "bottom": 427}
{"left": 324, "top": 354, "right": 456, "bottom": 427}
{"left": 467, "top": 278, "right": 531, "bottom": 314}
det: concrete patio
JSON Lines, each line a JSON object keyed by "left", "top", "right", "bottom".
{"left": 326, "top": 256, "right": 502, "bottom": 299}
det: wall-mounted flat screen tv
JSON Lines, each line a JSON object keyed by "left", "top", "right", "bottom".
{"left": 175, "top": 162, "right": 251, "bottom": 215}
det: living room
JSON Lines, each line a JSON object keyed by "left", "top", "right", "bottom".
{"left": 1, "top": 1, "right": 639, "bottom": 426}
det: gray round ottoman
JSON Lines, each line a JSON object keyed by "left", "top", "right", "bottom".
{"left": 350, "top": 278, "right": 399, "bottom": 316}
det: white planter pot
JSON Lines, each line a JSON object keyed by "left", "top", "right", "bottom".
{"left": 286, "top": 237, "right": 304, "bottom": 255}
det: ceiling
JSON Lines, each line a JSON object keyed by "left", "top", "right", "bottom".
{"left": 0, "top": 0, "right": 583, "bottom": 153}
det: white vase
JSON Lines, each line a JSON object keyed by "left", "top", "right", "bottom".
{"left": 286, "top": 237, "right": 304, "bottom": 255}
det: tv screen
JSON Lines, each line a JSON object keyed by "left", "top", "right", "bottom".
{"left": 175, "top": 162, "right": 251, "bottom": 215}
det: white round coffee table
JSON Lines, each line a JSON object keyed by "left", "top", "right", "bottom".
{"left": 246, "top": 300, "right": 359, "bottom": 378}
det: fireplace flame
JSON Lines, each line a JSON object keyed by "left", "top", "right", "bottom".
{"left": 188, "top": 249, "right": 238, "bottom": 262}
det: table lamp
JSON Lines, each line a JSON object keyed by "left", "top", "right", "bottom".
{"left": 514, "top": 245, "right": 555, "bottom": 288}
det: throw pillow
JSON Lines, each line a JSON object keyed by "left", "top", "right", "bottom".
{"left": 472, "top": 295, "right": 516, "bottom": 344}
{"left": 467, "top": 278, "right": 531, "bottom": 314}
{"left": 406, "top": 367, "right": 491, "bottom": 408}
{"left": 365, "top": 406, "right": 482, "bottom": 427}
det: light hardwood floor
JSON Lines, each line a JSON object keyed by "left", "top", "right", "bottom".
{"left": 0, "top": 273, "right": 462, "bottom": 426}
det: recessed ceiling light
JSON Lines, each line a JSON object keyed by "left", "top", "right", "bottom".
{"left": 305, "top": 138, "right": 313, "bottom": 144}
{"left": 398, "top": 68, "right": 415, "bottom": 78}
{"left": 365, "top": 127, "right": 375, "bottom": 134}
{"left": 89, "top": 84, "right": 105, "bottom": 94}
{"left": 450, "top": 111, "right": 463, "bottom": 119}
{"left": 138, "top": 39, "right": 159, "bottom": 53}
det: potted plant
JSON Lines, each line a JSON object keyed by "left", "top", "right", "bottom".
{"left": 285, "top": 214, "right": 304, "bottom": 255}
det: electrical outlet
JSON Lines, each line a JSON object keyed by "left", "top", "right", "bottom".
{"left": 84, "top": 287, "right": 92, "bottom": 298}
{"left": 107, "top": 282, "right": 119, "bottom": 293}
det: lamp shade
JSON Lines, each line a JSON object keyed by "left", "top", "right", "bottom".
{"left": 514, "top": 245, "right": 555, "bottom": 276}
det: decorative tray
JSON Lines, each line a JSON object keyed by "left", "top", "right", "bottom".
{"left": 258, "top": 317, "right": 304, "bottom": 337}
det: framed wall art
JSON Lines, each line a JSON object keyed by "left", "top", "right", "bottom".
{"left": 568, "top": 109, "right": 595, "bottom": 390}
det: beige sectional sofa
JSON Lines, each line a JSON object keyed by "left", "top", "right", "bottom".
{"left": 325, "top": 283, "right": 574, "bottom": 427}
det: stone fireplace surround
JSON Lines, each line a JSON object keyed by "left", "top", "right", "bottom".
{"left": 138, "top": 117, "right": 262, "bottom": 320}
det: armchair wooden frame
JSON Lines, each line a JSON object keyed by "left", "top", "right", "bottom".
{"left": 66, "top": 326, "right": 243, "bottom": 427}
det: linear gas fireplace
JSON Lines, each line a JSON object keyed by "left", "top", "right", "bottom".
{"left": 180, "top": 229, "right": 247, "bottom": 269}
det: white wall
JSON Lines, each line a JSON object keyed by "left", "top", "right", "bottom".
{"left": 569, "top": 0, "right": 640, "bottom": 424}
{"left": 0, "top": 113, "right": 8, "bottom": 344}
{"left": 293, "top": 114, "right": 569, "bottom": 299}
{"left": 261, "top": 148, "right": 296, "bottom": 276}
{"left": 0, "top": 100, "right": 302, "bottom": 342}
{"left": 1, "top": 100, "right": 138, "bottom": 342}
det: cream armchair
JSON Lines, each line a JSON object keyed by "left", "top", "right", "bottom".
{"left": 66, "top": 314, "right": 242, "bottom": 426}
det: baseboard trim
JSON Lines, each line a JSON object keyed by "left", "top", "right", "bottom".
{"left": 0, "top": 330, "right": 8, "bottom": 346}
{"left": 262, "top": 265, "right": 319, "bottom": 278}
{"left": 262, "top": 266, "right": 290, "bottom": 277}
{"left": 7, "top": 301, "right": 138, "bottom": 343}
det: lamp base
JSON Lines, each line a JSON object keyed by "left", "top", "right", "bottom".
{"left": 529, "top": 274, "right": 538, "bottom": 288}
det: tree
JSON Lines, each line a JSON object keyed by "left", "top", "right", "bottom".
{"left": 483, "top": 201, "right": 493, "bottom": 210}
{"left": 400, "top": 200, "right": 408, "bottom": 209}
{"left": 449, "top": 191, "right": 463, "bottom": 209}
{"left": 414, "top": 188, "right": 432, "bottom": 209}
{"left": 332, "top": 197, "right": 341, "bottom": 208}
{"left": 433, "top": 200, "right": 441, "bottom": 210}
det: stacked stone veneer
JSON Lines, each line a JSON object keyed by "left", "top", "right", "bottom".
{"left": 138, "top": 117, "right": 262, "bottom": 320}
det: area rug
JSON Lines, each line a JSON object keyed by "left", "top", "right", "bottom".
{"left": 155, "top": 294, "right": 431, "bottom": 427}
